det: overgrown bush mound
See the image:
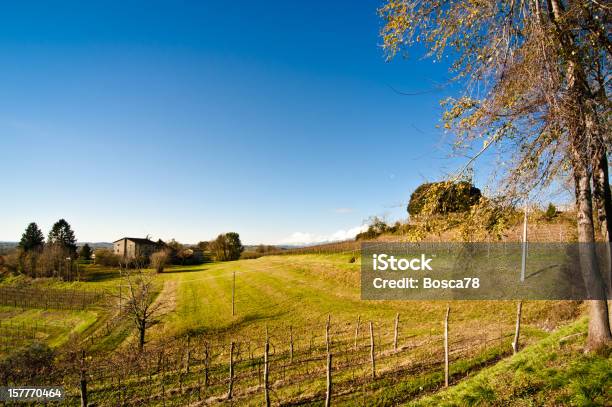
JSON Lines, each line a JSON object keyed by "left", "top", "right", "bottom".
{"left": 408, "top": 181, "right": 481, "bottom": 217}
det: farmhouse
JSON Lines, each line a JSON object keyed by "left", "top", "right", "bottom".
{"left": 113, "top": 237, "right": 158, "bottom": 260}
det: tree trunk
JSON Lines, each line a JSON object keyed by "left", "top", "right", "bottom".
{"left": 591, "top": 146, "right": 612, "bottom": 296}
{"left": 549, "top": 0, "right": 612, "bottom": 351}
{"left": 572, "top": 152, "right": 612, "bottom": 352}
{"left": 139, "top": 325, "right": 146, "bottom": 351}
{"left": 592, "top": 149, "right": 612, "bottom": 242}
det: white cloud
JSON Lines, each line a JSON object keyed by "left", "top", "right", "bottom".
{"left": 278, "top": 224, "right": 368, "bottom": 246}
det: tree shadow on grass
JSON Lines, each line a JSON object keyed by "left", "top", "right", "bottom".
{"left": 525, "top": 264, "right": 561, "bottom": 280}
{"left": 161, "top": 264, "right": 214, "bottom": 274}
{"left": 82, "top": 269, "right": 120, "bottom": 283}
{"left": 184, "top": 310, "right": 288, "bottom": 337}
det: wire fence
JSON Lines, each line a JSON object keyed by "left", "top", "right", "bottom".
{"left": 42, "top": 314, "right": 515, "bottom": 406}
{"left": 0, "top": 286, "right": 104, "bottom": 310}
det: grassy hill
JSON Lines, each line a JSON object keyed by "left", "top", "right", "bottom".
{"left": 0, "top": 250, "right": 608, "bottom": 405}
{"left": 411, "top": 318, "right": 610, "bottom": 406}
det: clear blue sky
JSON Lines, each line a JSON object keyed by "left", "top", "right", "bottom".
{"left": 1, "top": 0, "right": 478, "bottom": 245}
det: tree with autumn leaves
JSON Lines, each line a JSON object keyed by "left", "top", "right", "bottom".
{"left": 379, "top": 1, "right": 611, "bottom": 351}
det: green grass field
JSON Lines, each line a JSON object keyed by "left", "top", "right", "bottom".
{"left": 0, "top": 253, "right": 608, "bottom": 406}
{"left": 411, "top": 318, "right": 611, "bottom": 406}
{"left": 156, "top": 254, "right": 578, "bottom": 338}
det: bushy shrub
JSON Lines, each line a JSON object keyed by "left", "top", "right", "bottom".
{"left": 356, "top": 217, "right": 391, "bottom": 240}
{"left": 2, "top": 250, "right": 21, "bottom": 274}
{"left": 94, "top": 249, "right": 121, "bottom": 267}
{"left": 37, "top": 245, "right": 74, "bottom": 279}
{"left": 20, "top": 250, "right": 41, "bottom": 277}
{"left": 408, "top": 181, "right": 481, "bottom": 217}
{"left": 150, "top": 250, "right": 169, "bottom": 273}
{"left": 545, "top": 203, "right": 557, "bottom": 220}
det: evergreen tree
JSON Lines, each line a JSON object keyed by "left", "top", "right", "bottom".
{"left": 18, "top": 222, "right": 45, "bottom": 252}
{"left": 79, "top": 243, "right": 92, "bottom": 260}
{"left": 47, "top": 219, "right": 77, "bottom": 255}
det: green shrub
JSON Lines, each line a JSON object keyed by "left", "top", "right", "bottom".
{"left": 94, "top": 249, "right": 121, "bottom": 267}
{"left": 545, "top": 203, "right": 557, "bottom": 220}
{"left": 408, "top": 181, "right": 481, "bottom": 217}
{"left": 356, "top": 217, "right": 390, "bottom": 240}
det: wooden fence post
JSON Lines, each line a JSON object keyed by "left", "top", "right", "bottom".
{"left": 354, "top": 315, "right": 361, "bottom": 351}
{"left": 161, "top": 354, "right": 166, "bottom": 407}
{"left": 369, "top": 322, "right": 376, "bottom": 379}
{"left": 512, "top": 300, "right": 523, "bottom": 354}
{"left": 232, "top": 271, "right": 236, "bottom": 316}
{"left": 444, "top": 306, "right": 450, "bottom": 388}
{"left": 326, "top": 314, "right": 331, "bottom": 352}
{"left": 227, "top": 341, "right": 235, "bottom": 400}
{"left": 264, "top": 327, "right": 271, "bottom": 407}
{"left": 289, "top": 325, "right": 294, "bottom": 364}
{"left": 393, "top": 313, "right": 400, "bottom": 351}
{"left": 325, "top": 348, "right": 332, "bottom": 407}
{"left": 203, "top": 341, "right": 210, "bottom": 388}
{"left": 186, "top": 334, "right": 191, "bottom": 374}
{"left": 325, "top": 314, "right": 332, "bottom": 406}
{"left": 80, "top": 350, "right": 87, "bottom": 407}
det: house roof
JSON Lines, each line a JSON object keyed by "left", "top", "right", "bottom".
{"left": 113, "top": 237, "right": 158, "bottom": 245}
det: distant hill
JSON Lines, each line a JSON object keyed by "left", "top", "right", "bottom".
{"left": 79, "top": 242, "right": 113, "bottom": 249}
{"left": 0, "top": 242, "right": 18, "bottom": 253}
{"left": 0, "top": 241, "right": 113, "bottom": 253}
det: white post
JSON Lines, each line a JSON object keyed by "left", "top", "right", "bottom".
{"left": 520, "top": 204, "right": 528, "bottom": 282}
{"left": 512, "top": 300, "right": 523, "bottom": 354}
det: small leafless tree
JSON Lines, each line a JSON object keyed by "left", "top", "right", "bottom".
{"left": 150, "top": 250, "right": 169, "bottom": 273}
{"left": 117, "top": 270, "right": 165, "bottom": 351}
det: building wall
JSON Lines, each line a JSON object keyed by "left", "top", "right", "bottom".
{"left": 114, "top": 239, "right": 156, "bottom": 259}
{"left": 136, "top": 243, "right": 156, "bottom": 258}
{"left": 127, "top": 240, "right": 136, "bottom": 258}
{"left": 113, "top": 240, "right": 126, "bottom": 257}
